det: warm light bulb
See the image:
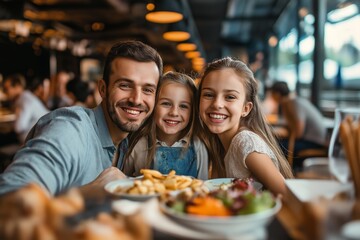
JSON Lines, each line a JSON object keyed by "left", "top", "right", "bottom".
{"left": 163, "top": 31, "right": 190, "bottom": 42}
{"left": 146, "top": 11, "right": 183, "bottom": 24}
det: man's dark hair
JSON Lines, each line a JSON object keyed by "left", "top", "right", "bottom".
{"left": 270, "top": 81, "right": 290, "bottom": 96}
{"left": 102, "top": 40, "right": 163, "bottom": 85}
{"left": 28, "top": 77, "right": 44, "bottom": 92}
{"left": 66, "top": 79, "right": 92, "bottom": 103}
{"left": 4, "top": 73, "right": 26, "bottom": 88}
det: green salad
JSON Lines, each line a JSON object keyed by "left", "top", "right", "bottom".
{"left": 166, "top": 178, "right": 276, "bottom": 217}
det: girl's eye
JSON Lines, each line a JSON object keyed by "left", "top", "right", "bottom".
{"left": 202, "top": 92, "right": 214, "bottom": 98}
{"left": 226, "top": 95, "right": 236, "bottom": 100}
{"left": 160, "top": 101, "right": 171, "bottom": 106}
{"left": 180, "top": 104, "right": 190, "bottom": 109}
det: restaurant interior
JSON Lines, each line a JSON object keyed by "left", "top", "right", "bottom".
{"left": 0, "top": 0, "right": 360, "bottom": 239}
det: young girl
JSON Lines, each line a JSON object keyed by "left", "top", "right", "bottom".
{"left": 123, "top": 71, "right": 208, "bottom": 180}
{"left": 198, "top": 57, "right": 293, "bottom": 195}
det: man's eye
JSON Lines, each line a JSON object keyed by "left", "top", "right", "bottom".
{"left": 120, "top": 83, "right": 131, "bottom": 89}
{"left": 143, "top": 88, "right": 155, "bottom": 94}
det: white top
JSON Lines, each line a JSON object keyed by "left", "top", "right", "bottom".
{"left": 292, "top": 97, "right": 328, "bottom": 146}
{"left": 225, "top": 130, "right": 279, "bottom": 179}
{"left": 123, "top": 136, "right": 208, "bottom": 180}
{"left": 14, "top": 90, "right": 49, "bottom": 143}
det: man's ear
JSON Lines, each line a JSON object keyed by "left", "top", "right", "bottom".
{"left": 98, "top": 79, "right": 106, "bottom": 99}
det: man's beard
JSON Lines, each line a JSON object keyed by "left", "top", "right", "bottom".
{"left": 107, "top": 98, "right": 148, "bottom": 133}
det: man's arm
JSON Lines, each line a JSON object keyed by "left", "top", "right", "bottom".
{"left": 78, "top": 167, "right": 126, "bottom": 200}
{"left": 282, "top": 100, "right": 305, "bottom": 138}
{"left": 0, "top": 110, "right": 90, "bottom": 196}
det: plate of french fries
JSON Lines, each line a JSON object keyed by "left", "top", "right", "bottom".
{"left": 104, "top": 169, "right": 205, "bottom": 201}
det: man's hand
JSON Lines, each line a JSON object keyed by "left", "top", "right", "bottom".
{"left": 92, "top": 167, "right": 127, "bottom": 187}
{"left": 79, "top": 167, "right": 126, "bottom": 200}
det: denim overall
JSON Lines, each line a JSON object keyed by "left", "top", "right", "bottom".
{"left": 153, "top": 143, "right": 197, "bottom": 178}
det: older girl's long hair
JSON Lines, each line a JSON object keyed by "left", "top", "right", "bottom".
{"left": 124, "top": 71, "right": 199, "bottom": 168}
{"left": 197, "top": 57, "right": 294, "bottom": 179}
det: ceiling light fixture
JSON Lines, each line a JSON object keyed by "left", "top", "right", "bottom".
{"left": 146, "top": 0, "right": 183, "bottom": 24}
{"left": 177, "top": 42, "right": 197, "bottom": 51}
{"left": 185, "top": 50, "right": 201, "bottom": 59}
{"left": 163, "top": 20, "right": 190, "bottom": 42}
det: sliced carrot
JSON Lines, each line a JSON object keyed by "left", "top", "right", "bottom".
{"left": 186, "top": 197, "right": 231, "bottom": 216}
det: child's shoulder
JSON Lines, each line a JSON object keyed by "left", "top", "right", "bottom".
{"left": 191, "top": 136, "right": 206, "bottom": 147}
{"left": 236, "top": 129, "right": 258, "bottom": 137}
{"left": 233, "top": 130, "right": 263, "bottom": 143}
{"left": 133, "top": 136, "right": 148, "bottom": 147}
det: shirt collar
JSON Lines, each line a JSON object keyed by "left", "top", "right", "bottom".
{"left": 156, "top": 135, "right": 189, "bottom": 147}
{"left": 93, "top": 104, "right": 114, "bottom": 149}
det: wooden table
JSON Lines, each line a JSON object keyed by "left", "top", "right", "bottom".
{"left": 279, "top": 164, "right": 359, "bottom": 240}
{"left": 0, "top": 109, "right": 15, "bottom": 134}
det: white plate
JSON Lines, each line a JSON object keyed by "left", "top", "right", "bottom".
{"left": 104, "top": 179, "right": 159, "bottom": 201}
{"left": 160, "top": 198, "right": 281, "bottom": 236}
{"left": 341, "top": 220, "right": 360, "bottom": 239}
{"left": 204, "top": 178, "right": 263, "bottom": 191}
{"left": 285, "top": 179, "right": 353, "bottom": 202}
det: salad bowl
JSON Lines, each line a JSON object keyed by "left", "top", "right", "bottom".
{"left": 161, "top": 198, "right": 281, "bottom": 235}
{"left": 161, "top": 178, "right": 281, "bottom": 235}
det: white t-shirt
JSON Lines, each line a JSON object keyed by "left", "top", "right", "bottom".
{"left": 14, "top": 90, "right": 49, "bottom": 142}
{"left": 225, "top": 130, "right": 279, "bottom": 179}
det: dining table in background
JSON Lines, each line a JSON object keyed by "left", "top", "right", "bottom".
{"left": 0, "top": 107, "right": 15, "bottom": 134}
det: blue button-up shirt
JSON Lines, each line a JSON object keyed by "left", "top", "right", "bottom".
{"left": 0, "top": 105, "right": 128, "bottom": 195}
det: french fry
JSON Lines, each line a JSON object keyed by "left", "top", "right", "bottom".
{"left": 143, "top": 173, "right": 154, "bottom": 181}
{"left": 154, "top": 183, "right": 166, "bottom": 193}
{"left": 168, "top": 170, "right": 176, "bottom": 177}
{"left": 190, "top": 179, "right": 203, "bottom": 188}
{"left": 137, "top": 185, "right": 148, "bottom": 195}
{"left": 140, "top": 169, "right": 163, "bottom": 179}
{"left": 141, "top": 179, "right": 154, "bottom": 188}
{"left": 178, "top": 179, "right": 192, "bottom": 190}
{"left": 163, "top": 178, "right": 177, "bottom": 190}
{"left": 128, "top": 187, "right": 140, "bottom": 195}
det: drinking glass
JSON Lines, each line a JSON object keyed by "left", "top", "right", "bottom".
{"left": 328, "top": 108, "right": 360, "bottom": 183}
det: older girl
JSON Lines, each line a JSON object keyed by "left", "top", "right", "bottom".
{"left": 198, "top": 57, "right": 293, "bottom": 195}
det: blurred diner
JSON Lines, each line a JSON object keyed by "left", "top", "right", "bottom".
{"left": 28, "top": 76, "right": 51, "bottom": 107}
{"left": 66, "top": 78, "right": 95, "bottom": 108}
{"left": 1, "top": 73, "right": 49, "bottom": 145}
{"left": 269, "top": 81, "right": 329, "bottom": 170}
{"left": 47, "top": 70, "right": 74, "bottom": 110}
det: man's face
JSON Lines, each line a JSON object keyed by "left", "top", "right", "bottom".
{"left": 101, "top": 57, "right": 160, "bottom": 132}
{"left": 3, "top": 80, "right": 20, "bottom": 101}
{"left": 270, "top": 91, "right": 281, "bottom": 103}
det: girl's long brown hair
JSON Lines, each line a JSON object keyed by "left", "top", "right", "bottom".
{"left": 197, "top": 57, "right": 294, "bottom": 179}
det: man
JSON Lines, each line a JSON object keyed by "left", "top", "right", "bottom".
{"left": 270, "top": 81, "right": 328, "bottom": 167}
{"left": 2, "top": 74, "right": 49, "bottom": 144}
{"left": 66, "top": 78, "right": 94, "bottom": 107}
{"left": 0, "top": 40, "right": 163, "bottom": 196}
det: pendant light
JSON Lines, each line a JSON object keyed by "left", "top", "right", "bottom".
{"left": 163, "top": 20, "right": 190, "bottom": 42}
{"left": 146, "top": 0, "right": 183, "bottom": 24}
